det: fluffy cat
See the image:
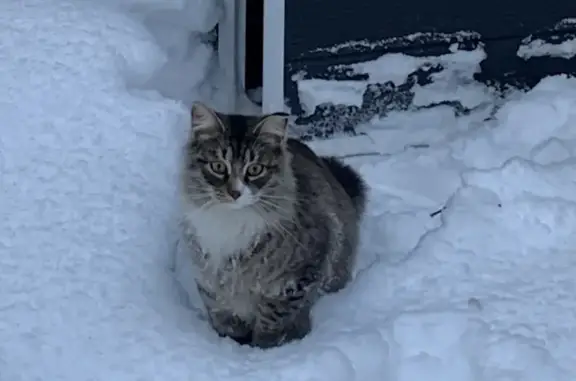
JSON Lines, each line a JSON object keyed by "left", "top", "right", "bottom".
{"left": 179, "top": 102, "right": 367, "bottom": 348}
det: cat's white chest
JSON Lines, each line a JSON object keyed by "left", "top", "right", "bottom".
{"left": 185, "top": 205, "right": 266, "bottom": 265}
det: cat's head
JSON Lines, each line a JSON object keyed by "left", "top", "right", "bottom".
{"left": 182, "top": 102, "right": 296, "bottom": 213}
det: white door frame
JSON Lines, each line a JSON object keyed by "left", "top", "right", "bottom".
{"left": 219, "top": 0, "right": 285, "bottom": 114}
{"left": 261, "top": 0, "right": 285, "bottom": 113}
{"left": 218, "top": 0, "right": 239, "bottom": 113}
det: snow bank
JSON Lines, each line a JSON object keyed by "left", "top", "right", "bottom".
{"left": 450, "top": 75, "right": 576, "bottom": 169}
{"left": 0, "top": 0, "right": 214, "bottom": 379}
{"left": 348, "top": 75, "right": 576, "bottom": 380}
{"left": 136, "top": 0, "right": 222, "bottom": 107}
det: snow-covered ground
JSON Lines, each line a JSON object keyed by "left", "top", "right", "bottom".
{"left": 2, "top": 0, "right": 576, "bottom": 380}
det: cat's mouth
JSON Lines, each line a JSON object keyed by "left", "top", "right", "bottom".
{"left": 216, "top": 194, "right": 257, "bottom": 210}
{"left": 214, "top": 186, "right": 258, "bottom": 210}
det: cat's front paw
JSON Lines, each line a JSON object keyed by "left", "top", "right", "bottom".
{"left": 250, "top": 313, "right": 311, "bottom": 349}
{"left": 250, "top": 330, "right": 287, "bottom": 349}
{"left": 321, "top": 274, "right": 350, "bottom": 294}
{"left": 208, "top": 310, "right": 253, "bottom": 345}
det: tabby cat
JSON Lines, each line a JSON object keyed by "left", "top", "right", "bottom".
{"left": 179, "top": 102, "right": 367, "bottom": 348}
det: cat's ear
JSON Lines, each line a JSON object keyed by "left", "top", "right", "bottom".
{"left": 191, "top": 101, "right": 223, "bottom": 139}
{"left": 254, "top": 112, "right": 289, "bottom": 144}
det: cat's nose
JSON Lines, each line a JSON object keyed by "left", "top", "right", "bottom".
{"left": 228, "top": 189, "right": 241, "bottom": 200}
{"left": 226, "top": 179, "right": 245, "bottom": 201}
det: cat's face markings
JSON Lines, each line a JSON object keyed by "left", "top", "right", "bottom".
{"left": 223, "top": 148, "right": 256, "bottom": 208}
{"left": 195, "top": 141, "right": 261, "bottom": 207}
{"left": 188, "top": 102, "right": 290, "bottom": 208}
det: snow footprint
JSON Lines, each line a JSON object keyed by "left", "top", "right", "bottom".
{"left": 388, "top": 310, "right": 479, "bottom": 381}
{"left": 478, "top": 334, "right": 568, "bottom": 381}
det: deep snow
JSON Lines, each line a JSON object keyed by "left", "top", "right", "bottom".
{"left": 2, "top": 0, "right": 576, "bottom": 380}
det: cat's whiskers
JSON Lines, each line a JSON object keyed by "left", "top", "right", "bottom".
{"left": 185, "top": 186, "right": 209, "bottom": 192}
{"left": 256, "top": 199, "right": 294, "bottom": 221}
{"left": 260, "top": 191, "right": 311, "bottom": 205}
{"left": 258, "top": 192, "right": 296, "bottom": 200}
{"left": 184, "top": 193, "right": 211, "bottom": 200}
{"left": 184, "top": 182, "right": 211, "bottom": 190}
{"left": 183, "top": 191, "right": 213, "bottom": 207}
{"left": 253, "top": 202, "right": 308, "bottom": 253}
{"left": 183, "top": 186, "right": 212, "bottom": 196}
{"left": 198, "top": 198, "right": 217, "bottom": 211}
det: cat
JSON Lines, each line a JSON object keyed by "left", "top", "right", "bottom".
{"left": 179, "top": 101, "right": 367, "bottom": 348}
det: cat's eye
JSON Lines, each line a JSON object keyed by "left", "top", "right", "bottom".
{"left": 209, "top": 161, "right": 227, "bottom": 175}
{"left": 246, "top": 164, "right": 265, "bottom": 177}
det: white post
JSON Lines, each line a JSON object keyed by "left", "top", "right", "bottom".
{"left": 218, "top": 0, "right": 238, "bottom": 113}
{"left": 262, "top": 0, "right": 286, "bottom": 113}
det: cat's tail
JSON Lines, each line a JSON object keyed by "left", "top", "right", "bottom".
{"left": 322, "top": 156, "right": 367, "bottom": 218}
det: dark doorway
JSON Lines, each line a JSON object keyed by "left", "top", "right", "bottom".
{"left": 244, "top": 0, "right": 264, "bottom": 101}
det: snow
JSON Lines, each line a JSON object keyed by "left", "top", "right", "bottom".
{"left": 3, "top": 1, "right": 576, "bottom": 380}
{"left": 297, "top": 45, "right": 493, "bottom": 116}
{"left": 518, "top": 37, "right": 576, "bottom": 60}
{"left": 517, "top": 19, "right": 576, "bottom": 60}
{"left": 308, "top": 31, "right": 481, "bottom": 55}
{"left": 297, "top": 79, "right": 368, "bottom": 114}
{"left": 349, "top": 45, "right": 484, "bottom": 86}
